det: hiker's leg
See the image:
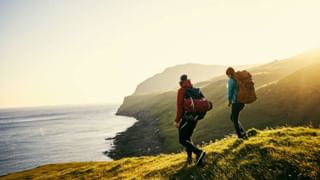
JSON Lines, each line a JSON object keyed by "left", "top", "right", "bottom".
{"left": 187, "top": 120, "right": 201, "bottom": 155}
{"left": 186, "top": 120, "right": 205, "bottom": 165}
{"left": 237, "top": 103, "right": 246, "bottom": 135}
{"left": 187, "top": 149, "right": 192, "bottom": 159}
{"left": 231, "top": 103, "right": 244, "bottom": 138}
{"left": 179, "top": 119, "right": 192, "bottom": 154}
{"left": 186, "top": 120, "right": 197, "bottom": 140}
{"left": 179, "top": 118, "right": 188, "bottom": 146}
{"left": 179, "top": 120, "right": 201, "bottom": 155}
{"left": 186, "top": 131, "right": 192, "bottom": 159}
{"left": 233, "top": 103, "right": 247, "bottom": 137}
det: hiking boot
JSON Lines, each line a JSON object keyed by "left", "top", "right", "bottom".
{"left": 240, "top": 132, "right": 248, "bottom": 140}
{"left": 196, "top": 151, "right": 205, "bottom": 166}
{"left": 237, "top": 138, "right": 246, "bottom": 144}
{"left": 242, "top": 135, "right": 248, "bottom": 140}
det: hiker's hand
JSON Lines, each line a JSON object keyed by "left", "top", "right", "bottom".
{"left": 174, "top": 122, "right": 180, "bottom": 128}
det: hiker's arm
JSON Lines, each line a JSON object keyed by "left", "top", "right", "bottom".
{"left": 175, "top": 88, "right": 185, "bottom": 123}
{"left": 227, "top": 79, "right": 234, "bottom": 105}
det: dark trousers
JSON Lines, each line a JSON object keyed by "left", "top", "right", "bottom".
{"left": 179, "top": 118, "right": 201, "bottom": 157}
{"left": 231, "top": 103, "right": 246, "bottom": 138}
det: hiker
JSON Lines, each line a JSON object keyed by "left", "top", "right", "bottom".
{"left": 174, "top": 74, "right": 205, "bottom": 165}
{"left": 226, "top": 67, "right": 248, "bottom": 139}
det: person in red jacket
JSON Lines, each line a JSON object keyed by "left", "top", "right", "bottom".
{"left": 174, "top": 74, "right": 205, "bottom": 166}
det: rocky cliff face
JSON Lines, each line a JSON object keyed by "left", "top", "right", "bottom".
{"left": 108, "top": 110, "right": 165, "bottom": 159}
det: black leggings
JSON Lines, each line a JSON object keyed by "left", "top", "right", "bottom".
{"left": 231, "top": 103, "right": 246, "bottom": 138}
{"left": 179, "top": 118, "right": 201, "bottom": 157}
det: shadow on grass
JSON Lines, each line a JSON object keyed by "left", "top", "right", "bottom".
{"left": 169, "top": 140, "right": 243, "bottom": 180}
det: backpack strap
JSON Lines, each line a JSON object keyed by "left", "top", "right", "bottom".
{"left": 190, "top": 97, "right": 195, "bottom": 112}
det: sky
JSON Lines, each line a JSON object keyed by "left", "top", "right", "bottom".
{"left": 1, "top": 0, "right": 320, "bottom": 108}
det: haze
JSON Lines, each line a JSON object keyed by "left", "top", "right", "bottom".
{"left": 1, "top": 0, "right": 320, "bottom": 108}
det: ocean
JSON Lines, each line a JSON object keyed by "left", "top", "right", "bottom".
{"left": 0, "top": 104, "right": 136, "bottom": 176}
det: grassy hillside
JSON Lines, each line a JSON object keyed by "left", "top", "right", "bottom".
{"left": 247, "top": 62, "right": 320, "bottom": 127}
{"left": 113, "top": 49, "right": 320, "bottom": 157}
{"left": 2, "top": 127, "right": 319, "bottom": 179}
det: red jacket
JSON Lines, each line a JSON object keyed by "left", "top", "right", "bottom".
{"left": 175, "top": 80, "right": 193, "bottom": 123}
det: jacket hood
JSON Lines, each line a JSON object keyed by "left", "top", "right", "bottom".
{"left": 181, "top": 80, "right": 193, "bottom": 88}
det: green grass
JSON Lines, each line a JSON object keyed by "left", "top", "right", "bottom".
{"left": 1, "top": 127, "right": 319, "bottom": 179}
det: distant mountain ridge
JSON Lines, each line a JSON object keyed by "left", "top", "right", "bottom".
{"left": 133, "top": 63, "right": 255, "bottom": 95}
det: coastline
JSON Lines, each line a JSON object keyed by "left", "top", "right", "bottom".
{"left": 0, "top": 104, "right": 136, "bottom": 176}
{"left": 107, "top": 110, "right": 165, "bottom": 159}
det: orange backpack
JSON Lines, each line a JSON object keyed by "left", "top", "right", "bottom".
{"left": 235, "top": 70, "right": 257, "bottom": 104}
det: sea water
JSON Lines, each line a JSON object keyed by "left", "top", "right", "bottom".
{"left": 0, "top": 104, "right": 136, "bottom": 176}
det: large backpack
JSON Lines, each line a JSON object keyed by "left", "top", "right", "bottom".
{"left": 235, "top": 70, "right": 257, "bottom": 104}
{"left": 183, "top": 87, "right": 213, "bottom": 121}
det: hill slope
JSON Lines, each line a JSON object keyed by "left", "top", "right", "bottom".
{"left": 112, "top": 49, "right": 320, "bottom": 158}
{"left": 1, "top": 127, "right": 319, "bottom": 179}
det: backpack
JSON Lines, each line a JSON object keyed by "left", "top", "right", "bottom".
{"left": 235, "top": 70, "right": 257, "bottom": 104}
{"left": 183, "top": 87, "right": 213, "bottom": 121}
